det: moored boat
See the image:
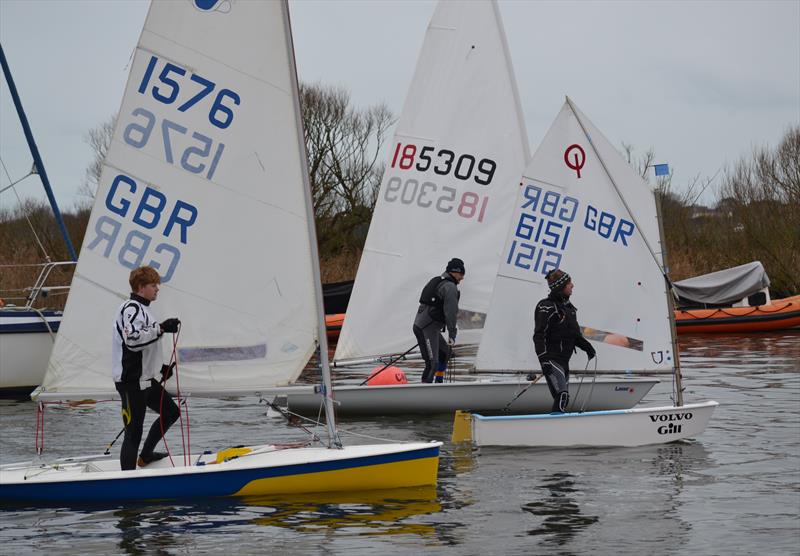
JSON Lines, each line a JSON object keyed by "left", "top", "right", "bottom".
{"left": 0, "top": 308, "right": 61, "bottom": 397}
{"left": 675, "top": 295, "right": 800, "bottom": 333}
{"left": 672, "top": 262, "right": 799, "bottom": 333}
{"left": 325, "top": 313, "right": 345, "bottom": 342}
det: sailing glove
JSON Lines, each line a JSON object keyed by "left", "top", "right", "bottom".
{"left": 161, "top": 362, "right": 176, "bottom": 381}
{"left": 586, "top": 346, "right": 596, "bottom": 360}
{"left": 447, "top": 337, "right": 456, "bottom": 347}
{"left": 161, "top": 318, "right": 181, "bottom": 333}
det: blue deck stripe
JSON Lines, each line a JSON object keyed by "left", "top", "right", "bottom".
{"left": 0, "top": 321, "right": 61, "bottom": 333}
{"left": 0, "top": 311, "right": 62, "bottom": 334}
{"left": 474, "top": 408, "right": 630, "bottom": 421}
{"left": 0, "top": 445, "right": 439, "bottom": 503}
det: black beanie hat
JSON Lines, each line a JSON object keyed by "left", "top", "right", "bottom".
{"left": 446, "top": 258, "right": 466, "bottom": 274}
{"left": 546, "top": 268, "right": 571, "bottom": 292}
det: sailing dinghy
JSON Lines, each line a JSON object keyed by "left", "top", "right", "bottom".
{"left": 453, "top": 98, "right": 717, "bottom": 447}
{"left": 0, "top": 0, "right": 439, "bottom": 503}
{"left": 333, "top": 0, "right": 531, "bottom": 362}
{"left": 278, "top": 0, "right": 659, "bottom": 416}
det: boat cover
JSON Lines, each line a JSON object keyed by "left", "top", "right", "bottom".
{"left": 673, "top": 261, "right": 770, "bottom": 305}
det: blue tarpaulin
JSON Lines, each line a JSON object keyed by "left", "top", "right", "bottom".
{"left": 654, "top": 164, "right": 670, "bottom": 176}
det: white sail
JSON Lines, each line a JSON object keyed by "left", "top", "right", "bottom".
{"left": 334, "top": 0, "right": 529, "bottom": 362}
{"left": 476, "top": 99, "right": 674, "bottom": 373}
{"left": 38, "top": 0, "right": 319, "bottom": 398}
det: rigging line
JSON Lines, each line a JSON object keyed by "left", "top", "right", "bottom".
{"left": 260, "top": 398, "right": 323, "bottom": 443}
{"left": 1, "top": 158, "right": 51, "bottom": 262}
{"left": 565, "top": 97, "right": 666, "bottom": 278}
{"left": 0, "top": 157, "right": 32, "bottom": 198}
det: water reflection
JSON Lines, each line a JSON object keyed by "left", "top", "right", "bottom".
{"left": 115, "top": 505, "right": 185, "bottom": 555}
{"left": 245, "top": 488, "right": 441, "bottom": 536}
{"left": 650, "top": 441, "right": 714, "bottom": 487}
{"left": 109, "top": 487, "right": 443, "bottom": 554}
{"left": 521, "top": 472, "right": 599, "bottom": 545}
{"left": 679, "top": 331, "right": 800, "bottom": 370}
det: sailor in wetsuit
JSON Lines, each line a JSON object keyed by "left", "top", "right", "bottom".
{"left": 413, "top": 258, "right": 465, "bottom": 383}
{"left": 112, "top": 266, "right": 181, "bottom": 470}
{"left": 532, "top": 268, "right": 596, "bottom": 412}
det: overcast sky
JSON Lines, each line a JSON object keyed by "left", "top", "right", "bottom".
{"left": 1, "top": 0, "right": 798, "bottom": 214}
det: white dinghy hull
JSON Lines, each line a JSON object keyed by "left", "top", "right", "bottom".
{"left": 0, "top": 311, "right": 60, "bottom": 395}
{"left": 0, "top": 442, "right": 441, "bottom": 503}
{"left": 457, "top": 401, "right": 718, "bottom": 447}
{"left": 280, "top": 378, "right": 659, "bottom": 416}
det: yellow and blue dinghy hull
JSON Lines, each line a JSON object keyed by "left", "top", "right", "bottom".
{"left": 0, "top": 442, "right": 441, "bottom": 503}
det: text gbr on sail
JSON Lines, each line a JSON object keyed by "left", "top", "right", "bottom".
{"left": 86, "top": 174, "right": 198, "bottom": 282}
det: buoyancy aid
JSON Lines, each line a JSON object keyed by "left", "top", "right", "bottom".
{"left": 419, "top": 274, "right": 459, "bottom": 323}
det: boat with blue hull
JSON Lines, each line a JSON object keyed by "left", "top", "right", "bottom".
{"left": 1, "top": 443, "right": 439, "bottom": 503}
{"left": 0, "top": 0, "right": 440, "bottom": 504}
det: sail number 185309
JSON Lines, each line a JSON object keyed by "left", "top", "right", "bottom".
{"left": 385, "top": 142, "right": 497, "bottom": 224}
{"left": 390, "top": 142, "right": 496, "bottom": 185}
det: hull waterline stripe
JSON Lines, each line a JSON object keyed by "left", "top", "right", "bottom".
{"left": 1, "top": 446, "right": 440, "bottom": 502}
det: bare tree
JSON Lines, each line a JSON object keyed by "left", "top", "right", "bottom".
{"left": 299, "top": 82, "right": 393, "bottom": 254}
{"left": 79, "top": 114, "right": 116, "bottom": 201}
{"left": 717, "top": 126, "right": 800, "bottom": 295}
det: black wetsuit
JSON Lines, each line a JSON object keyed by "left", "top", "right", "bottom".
{"left": 532, "top": 292, "right": 595, "bottom": 412}
{"left": 413, "top": 273, "right": 460, "bottom": 383}
{"left": 113, "top": 294, "right": 180, "bottom": 470}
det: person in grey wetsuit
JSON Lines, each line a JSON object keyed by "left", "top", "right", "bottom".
{"left": 413, "top": 258, "right": 465, "bottom": 383}
{"left": 533, "top": 268, "right": 596, "bottom": 412}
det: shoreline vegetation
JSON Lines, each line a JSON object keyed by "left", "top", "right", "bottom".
{"left": 2, "top": 83, "right": 797, "bottom": 309}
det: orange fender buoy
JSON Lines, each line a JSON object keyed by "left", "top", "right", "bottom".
{"left": 366, "top": 365, "right": 408, "bottom": 386}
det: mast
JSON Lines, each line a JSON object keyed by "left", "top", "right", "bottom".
{"left": 655, "top": 196, "right": 684, "bottom": 406}
{"left": 0, "top": 43, "right": 78, "bottom": 262}
{"left": 565, "top": 96, "right": 683, "bottom": 405}
{"left": 281, "top": 1, "right": 341, "bottom": 447}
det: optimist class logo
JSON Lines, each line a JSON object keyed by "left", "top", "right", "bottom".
{"left": 564, "top": 144, "right": 586, "bottom": 178}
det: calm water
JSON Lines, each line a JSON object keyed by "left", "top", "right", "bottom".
{"left": 1, "top": 332, "right": 799, "bottom": 555}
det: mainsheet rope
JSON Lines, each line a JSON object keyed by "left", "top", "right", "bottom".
{"left": 34, "top": 327, "right": 192, "bottom": 466}
{"left": 159, "top": 324, "right": 190, "bottom": 467}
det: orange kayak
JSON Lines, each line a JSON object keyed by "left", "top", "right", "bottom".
{"left": 325, "top": 313, "right": 345, "bottom": 342}
{"left": 675, "top": 295, "right": 800, "bottom": 334}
